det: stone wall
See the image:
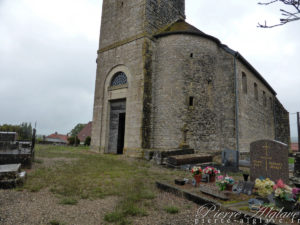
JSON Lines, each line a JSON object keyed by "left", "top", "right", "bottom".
{"left": 152, "top": 34, "right": 236, "bottom": 152}
{"left": 274, "top": 97, "right": 290, "bottom": 146}
{"left": 91, "top": 38, "right": 146, "bottom": 156}
{"left": 99, "top": 0, "right": 185, "bottom": 49}
{"left": 237, "top": 62, "right": 276, "bottom": 152}
{"left": 145, "top": 0, "right": 185, "bottom": 34}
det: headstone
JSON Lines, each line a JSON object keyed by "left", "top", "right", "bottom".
{"left": 250, "top": 140, "right": 289, "bottom": 183}
{"left": 222, "top": 149, "right": 238, "bottom": 167}
{"left": 232, "top": 181, "right": 254, "bottom": 195}
{"left": 243, "top": 181, "right": 255, "bottom": 195}
{"left": 221, "top": 149, "right": 239, "bottom": 172}
{"left": 0, "top": 132, "right": 17, "bottom": 142}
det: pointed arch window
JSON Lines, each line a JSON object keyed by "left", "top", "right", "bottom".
{"left": 110, "top": 72, "right": 127, "bottom": 87}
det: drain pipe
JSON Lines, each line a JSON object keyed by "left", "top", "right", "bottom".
{"left": 234, "top": 53, "right": 240, "bottom": 169}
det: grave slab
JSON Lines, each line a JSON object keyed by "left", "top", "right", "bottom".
{"left": 152, "top": 148, "right": 194, "bottom": 165}
{"left": 166, "top": 154, "right": 212, "bottom": 166}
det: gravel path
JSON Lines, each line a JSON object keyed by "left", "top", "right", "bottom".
{"left": 0, "top": 189, "right": 246, "bottom": 225}
{"left": 0, "top": 189, "right": 118, "bottom": 225}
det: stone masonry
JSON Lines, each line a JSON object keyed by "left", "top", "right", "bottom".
{"left": 91, "top": 0, "right": 290, "bottom": 156}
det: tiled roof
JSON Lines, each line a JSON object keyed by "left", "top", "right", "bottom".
{"left": 291, "top": 143, "right": 299, "bottom": 152}
{"left": 77, "top": 122, "right": 92, "bottom": 142}
{"left": 47, "top": 133, "right": 68, "bottom": 143}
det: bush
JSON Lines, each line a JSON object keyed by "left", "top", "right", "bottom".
{"left": 84, "top": 136, "right": 91, "bottom": 146}
{"left": 68, "top": 136, "right": 80, "bottom": 146}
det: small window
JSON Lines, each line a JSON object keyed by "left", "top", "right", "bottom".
{"left": 190, "top": 53, "right": 193, "bottom": 58}
{"left": 269, "top": 97, "right": 273, "bottom": 109}
{"left": 111, "top": 72, "right": 127, "bottom": 86}
{"left": 263, "top": 91, "right": 266, "bottom": 106}
{"left": 121, "top": 1, "right": 124, "bottom": 7}
{"left": 189, "top": 97, "right": 194, "bottom": 107}
{"left": 254, "top": 83, "right": 258, "bottom": 101}
{"left": 242, "top": 72, "right": 247, "bottom": 94}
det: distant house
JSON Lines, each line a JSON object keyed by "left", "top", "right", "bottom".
{"left": 77, "top": 122, "right": 92, "bottom": 144}
{"left": 291, "top": 143, "right": 299, "bottom": 152}
{"left": 45, "top": 132, "right": 68, "bottom": 145}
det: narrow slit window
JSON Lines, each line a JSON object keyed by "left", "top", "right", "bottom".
{"left": 263, "top": 91, "right": 266, "bottom": 106}
{"left": 242, "top": 72, "right": 247, "bottom": 94}
{"left": 254, "top": 83, "right": 258, "bottom": 101}
{"left": 269, "top": 97, "right": 273, "bottom": 109}
{"left": 190, "top": 53, "right": 193, "bottom": 58}
{"left": 189, "top": 97, "right": 194, "bottom": 107}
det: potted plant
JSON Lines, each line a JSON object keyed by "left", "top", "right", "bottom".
{"left": 216, "top": 175, "right": 235, "bottom": 191}
{"left": 203, "top": 166, "right": 220, "bottom": 182}
{"left": 191, "top": 166, "right": 202, "bottom": 186}
{"left": 273, "top": 179, "right": 295, "bottom": 212}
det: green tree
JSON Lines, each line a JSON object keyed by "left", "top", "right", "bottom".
{"left": 84, "top": 136, "right": 91, "bottom": 146}
{"left": 70, "top": 123, "right": 86, "bottom": 137}
{"left": 0, "top": 122, "right": 32, "bottom": 140}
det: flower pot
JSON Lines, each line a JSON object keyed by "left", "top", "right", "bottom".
{"left": 209, "top": 175, "right": 216, "bottom": 183}
{"left": 275, "top": 198, "right": 295, "bottom": 212}
{"left": 226, "top": 184, "right": 233, "bottom": 191}
{"left": 243, "top": 174, "right": 249, "bottom": 181}
{"left": 194, "top": 174, "right": 202, "bottom": 185}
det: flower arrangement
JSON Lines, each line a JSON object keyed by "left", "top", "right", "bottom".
{"left": 216, "top": 175, "right": 235, "bottom": 191}
{"left": 190, "top": 166, "right": 202, "bottom": 176}
{"left": 292, "top": 187, "right": 300, "bottom": 203}
{"left": 273, "top": 179, "right": 294, "bottom": 201}
{"left": 203, "top": 166, "right": 220, "bottom": 175}
{"left": 254, "top": 178, "right": 275, "bottom": 197}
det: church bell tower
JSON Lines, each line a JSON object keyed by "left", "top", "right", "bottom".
{"left": 91, "top": 0, "right": 185, "bottom": 155}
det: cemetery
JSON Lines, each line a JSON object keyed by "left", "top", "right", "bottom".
{"left": 0, "top": 132, "right": 300, "bottom": 224}
{"left": 153, "top": 139, "right": 300, "bottom": 224}
{"left": 0, "top": 131, "right": 35, "bottom": 188}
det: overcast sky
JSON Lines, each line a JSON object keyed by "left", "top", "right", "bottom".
{"left": 0, "top": 0, "right": 299, "bottom": 138}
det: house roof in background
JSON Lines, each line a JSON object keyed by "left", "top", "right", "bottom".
{"left": 77, "top": 122, "right": 92, "bottom": 142}
{"left": 291, "top": 143, "right": 299, "bottom": 152}
{"left": 47, "top": 133, "right": 68, "bottom": 143}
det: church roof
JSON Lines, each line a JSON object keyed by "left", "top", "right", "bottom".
{"left": 154, "top": 20, "right": 277, "bottom": 96}
{"left": 155, "top": 20, "right": 222, "bottom": 45}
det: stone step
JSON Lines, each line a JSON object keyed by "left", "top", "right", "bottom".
{"left": 166, "top": 154, "right": 213, "bottom": 166}
{"left": 150, "top": 148, "right": 195, "bottom": 165}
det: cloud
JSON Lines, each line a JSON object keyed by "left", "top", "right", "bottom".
{"left": 0, "top": 0, "right": 102, "bottom": 134}
{"left": 0, "top": 0, "right": 298, "bottom": 138}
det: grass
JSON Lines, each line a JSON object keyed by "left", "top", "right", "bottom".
{"left": 289, "top": 157, "right": 295, "bottom": 164}
{"left": 164, "top": 206, "right": 179, "bottom": 214}
{"left": 24, "top": 144, "right": 186, "bottom": 224}
{"left": 59, "top": 198, "right": 78, "bottom": 205}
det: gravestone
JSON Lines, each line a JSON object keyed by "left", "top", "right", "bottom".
{"left": 232, "top": 181, "right": 254, "bottom": 195}
{"left": 222, "top": 149, "right": 239, "bottom": 171}
{"left": 250, "top": 140, "right": 289, "bottom": 183}
{"left": 0, "top": 132, "right": 17, "bottom": 142}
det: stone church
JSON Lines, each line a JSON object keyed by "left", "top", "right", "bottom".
{"left": 91, "top": 0, "right": 290, "bottom": 156}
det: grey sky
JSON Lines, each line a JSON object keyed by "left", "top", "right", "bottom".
{"left": 0, "top": 0, "right": 299, "bottom": 138}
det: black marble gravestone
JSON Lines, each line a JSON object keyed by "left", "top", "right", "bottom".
{"left": 250, "top": 140, "right": 289, "bottom": 183}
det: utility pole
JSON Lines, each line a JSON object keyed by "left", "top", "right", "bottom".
{"left": 298, "top": 112, "right": 300, "bottom": 152}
